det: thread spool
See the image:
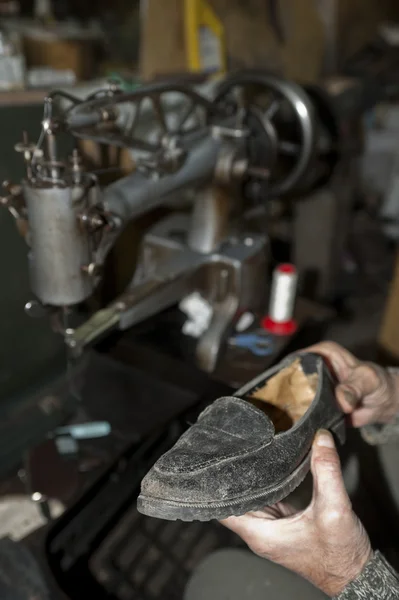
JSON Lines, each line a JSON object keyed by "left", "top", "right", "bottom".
{"left": 262, "top": 264, "right": 298, "bottom": 335}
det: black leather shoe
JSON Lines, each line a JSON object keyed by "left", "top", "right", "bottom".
{"left": 137, "top": 353, "right": 345, "bottom": 521}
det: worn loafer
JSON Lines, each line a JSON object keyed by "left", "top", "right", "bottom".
{"left": 137, "top": 353, "right": 345, "bottom": 522}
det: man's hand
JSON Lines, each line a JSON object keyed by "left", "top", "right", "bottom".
{"left": 221, "top": 431, "right": 372, "bottom": 597}
{"left": 306, "top": 342, "right": 399, "bottom": 427}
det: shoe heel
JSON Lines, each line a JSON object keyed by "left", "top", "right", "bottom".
{"left": 331, "top": 418, "right": 346, "bottom": 446}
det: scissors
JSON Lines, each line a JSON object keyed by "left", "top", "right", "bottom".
{"left": 229, "top": 331, "right": 275, "bottom": 357}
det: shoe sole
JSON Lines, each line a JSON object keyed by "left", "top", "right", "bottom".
{"left": 137, "top": 417, "right": 346, "bottom": 522}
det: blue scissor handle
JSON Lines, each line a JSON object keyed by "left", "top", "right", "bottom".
{"left": 231, "top": 333, "right": 274, "bottom": 356}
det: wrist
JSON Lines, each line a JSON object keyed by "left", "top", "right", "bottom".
{"left": 316, "top": 543, "right": 373, "bottom": 597}
{"left": 328, "top": 549, "right": 374, "bottom": 597}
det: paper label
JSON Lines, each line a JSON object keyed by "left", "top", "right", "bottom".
{"left": 0, "top": 55, "right": 24, "bottom": 89}
{"left": 198, "top": 26, "right": 223, "bottom": 73}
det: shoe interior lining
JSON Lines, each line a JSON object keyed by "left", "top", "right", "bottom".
{"left": 245, "top": 359, "right": 319, "bottom": 433}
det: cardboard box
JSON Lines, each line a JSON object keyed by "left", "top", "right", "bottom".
{"left": 23, "top": 33, "right": 95, "bottom": 81}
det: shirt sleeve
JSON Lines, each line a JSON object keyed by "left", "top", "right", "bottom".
{"left": 335, "top": 552, "right": 399, "bottom": 599}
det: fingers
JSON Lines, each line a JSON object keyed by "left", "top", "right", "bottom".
{"left": 338, "top": 363, "right": 381, "bottom": 408}
{"left": 304, "top": 344, "right": 383, "bottom": 418}
{"left": 274, "top": 501, "right": 297, "bottom": 518}
{"left": 221, "top": 510, "right": 304, "bottom": 558}
{"left": 336, "top": 384, "right": 360, "bottom": 413}
{"left": 221, "top": 502, "right": 298, "bottom": 538}
{"left": 334, "top": 372, "right": 378, "bottom": 415}
{"left": 311, "top": 430, "right": 351, "bottom": 513}
{"left": 349, "top": 407, "right": 380, "bottom": 428}
{"left": 221, "top": 514, "right": 257, "bottom": 537}
{"left": 221, "top": 513, "right": 278, "bottom": 547}
{"left": 220, "top": 506, "right": 281, "bottom": 536}
{"left": 305, "top": 342, "right": 359, "bottom": 382}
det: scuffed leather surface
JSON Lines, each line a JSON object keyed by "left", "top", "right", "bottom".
{"left": 156, "top": 398, "right": 275, "bottom": 473}
{"left": 140, "top": 355, "right": 343, "bottom": 505}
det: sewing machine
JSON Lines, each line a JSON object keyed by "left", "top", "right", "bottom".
{"left": 1, "top": 72, "right": 342, "bottom": 374}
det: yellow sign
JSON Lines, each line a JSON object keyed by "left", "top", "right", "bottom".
{"left": 184, "top": 0, "right": 226, "bottom": 76}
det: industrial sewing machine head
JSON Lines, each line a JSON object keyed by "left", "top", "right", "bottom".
{"left": 2, "top": 72, "right": 332, "bottom": 373}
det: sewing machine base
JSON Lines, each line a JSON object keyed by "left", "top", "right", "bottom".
{"left": 105, "top": 295, "right": 333, "bottom": 389}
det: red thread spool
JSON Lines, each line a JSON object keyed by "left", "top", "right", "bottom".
{"left": 262, "top": 264, "right": 298, "bottom": 335}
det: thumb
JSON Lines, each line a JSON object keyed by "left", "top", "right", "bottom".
{"left": 311, "top": 430, "right": 351, "bottom": 512}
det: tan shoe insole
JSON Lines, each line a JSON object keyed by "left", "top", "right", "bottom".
{"left": 247, "top": 359, "right": 319, "bottom": 433}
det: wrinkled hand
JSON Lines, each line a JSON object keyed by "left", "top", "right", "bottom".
{"left": 222, "top": 431, "right": 372, "bottom": 597}
{"left": 306, "top": 341, "right": 399, "bottom": 427}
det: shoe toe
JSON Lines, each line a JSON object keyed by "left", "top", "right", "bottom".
{"left": 140, "top": 397, "right": 275, "bottom": 504}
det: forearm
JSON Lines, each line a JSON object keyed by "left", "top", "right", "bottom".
{"left": 335, "top": 552, "right": 399, "bottom": 599}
